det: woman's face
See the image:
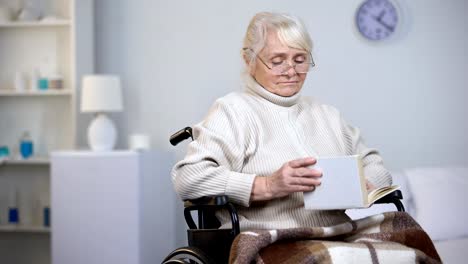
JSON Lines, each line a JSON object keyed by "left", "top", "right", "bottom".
{"left": 250, "top": 30, "right": 309, "bottom": 97}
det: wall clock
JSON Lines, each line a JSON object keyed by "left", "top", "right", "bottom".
{"left": 355, "top": 0, "right": 401, "bottom": 42}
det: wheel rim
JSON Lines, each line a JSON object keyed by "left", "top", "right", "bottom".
{"left": 162, "top": 247, "right": 212, "bottom": 264}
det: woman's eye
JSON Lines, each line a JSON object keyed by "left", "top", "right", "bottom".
{"left": 271, "top": 60, "right": 284, "bottom": 66}
{"left": 295, "top": 56, "right": 306, "bottom": 64}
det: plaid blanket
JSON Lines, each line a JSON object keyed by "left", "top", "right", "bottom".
{"left": 229, "top": 212, "right": 441, "bottom": 264}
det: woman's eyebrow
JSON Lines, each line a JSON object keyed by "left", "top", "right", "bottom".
{"left": 268, "top": 51, "right": 308, "bottom": 58}
{"left": 267, "top": 52, "right": 288, "bottom": 58}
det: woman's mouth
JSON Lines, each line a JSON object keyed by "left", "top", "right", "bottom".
{"left": 277, "top": 81, "right": 299, "bottom": 84}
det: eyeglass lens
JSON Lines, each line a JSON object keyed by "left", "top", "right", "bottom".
{"left": 272, "top": 63, "right": 312, "bottom": 75}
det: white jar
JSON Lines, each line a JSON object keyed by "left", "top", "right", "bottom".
{"left": 30, "top": 69, "right": 40, "bottom": 91}
{"left": 129, "top": 133, "right": 151, "bottom": 150}
{"left": 14, "top": 72, "right": 27, "bottom": 92}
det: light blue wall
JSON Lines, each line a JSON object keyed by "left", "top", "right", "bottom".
{"left": 88, "top": 0, "right": 468, "bottom": 170}
{"left": 87, "top": 0, "right": 468, "bottom": 249}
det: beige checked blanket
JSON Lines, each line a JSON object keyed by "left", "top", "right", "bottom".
{"left": 229, "top": 212, "right": 441, "bottom": 264}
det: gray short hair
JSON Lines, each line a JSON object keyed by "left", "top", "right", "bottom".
{"left": 242, "top": 12, "right": 313, "bottom": 68}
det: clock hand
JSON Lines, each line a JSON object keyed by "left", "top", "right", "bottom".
{"left": 377, "top": 10, "right": 386, "bottom": 20}
{"left": 373, "top": 9, "right": 387, "bottom": 23}
{"left": 376, "top": 19, "right": 394, "bottom": 32}
{"left": 371, "top": 14, "right": 395, "bottom": 32}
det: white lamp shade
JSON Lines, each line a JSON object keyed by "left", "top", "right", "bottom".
{"left": 81, "top": 75, "right": 123, "bottom": 112}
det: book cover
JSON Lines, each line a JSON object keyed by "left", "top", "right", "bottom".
{"left": 303, "top": 155, "right": 399, "bottom": 210}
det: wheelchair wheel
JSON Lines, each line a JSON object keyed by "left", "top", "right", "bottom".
{"left": 162, "top": 247, "right": 214, "bottom": 264}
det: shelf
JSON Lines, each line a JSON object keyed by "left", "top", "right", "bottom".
{"left": 0, "top": 20, "right": 70, "bottom": 28}
{"left": 0, "top": 157, "right": 50, "bottom": 166}
{"left": 0, "top": 89, "right": 72, "bottom": 96}
{"left": 0, "top": 225, "right": 50, "bottom": 234}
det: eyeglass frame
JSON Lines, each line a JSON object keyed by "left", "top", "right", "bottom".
{"left": 243, "top": 47, "right": 316, "bottom": 75}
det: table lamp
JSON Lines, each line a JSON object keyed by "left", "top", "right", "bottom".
{"left": 81, "top": 75, "right": 123, "bottom": 151}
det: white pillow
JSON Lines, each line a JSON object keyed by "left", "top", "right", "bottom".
{"left": 405, "top": 167, "right": 468, "bottom": 241}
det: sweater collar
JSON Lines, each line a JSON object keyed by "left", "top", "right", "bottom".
{"left": 244, "top": 74, "right": 301, "bottom": 107}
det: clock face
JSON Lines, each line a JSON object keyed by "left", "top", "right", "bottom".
{"left": 356, "top": 0, "right": 399, "bottom": 41}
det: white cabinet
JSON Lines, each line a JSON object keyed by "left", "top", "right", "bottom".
{"left": 51, "top": 151, "right": 179, "bottom": 264}
{"left": 0, "top": 1, "right": 93, "bottom": 263}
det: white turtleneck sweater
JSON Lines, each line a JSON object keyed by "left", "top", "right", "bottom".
{"left": 172, "top": 76, "right": 392, "bottom": 231}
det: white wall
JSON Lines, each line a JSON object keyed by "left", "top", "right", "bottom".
{"left": 89, "top": 0, "right": 468, "bottom": 250}
{"left": 89, "top": 0, "right": 468, "bottom": 170}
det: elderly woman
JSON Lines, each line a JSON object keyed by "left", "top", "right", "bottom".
{"left": 172, "top": 12, "right": 391, "bottom": 231}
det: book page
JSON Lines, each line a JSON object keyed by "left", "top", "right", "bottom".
{"left": 367, "top": 185, "right": 401, "bottom": 204}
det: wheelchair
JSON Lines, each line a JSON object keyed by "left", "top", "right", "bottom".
{"left": 162, "top": 127, "right": 405, "bottom": 264}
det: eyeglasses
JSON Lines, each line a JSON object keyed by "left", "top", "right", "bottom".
{"left": 243, "top": 48, "right": 315, "bottom": 75}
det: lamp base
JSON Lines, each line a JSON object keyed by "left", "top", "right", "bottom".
{"left": 88, "top": 113, "right": 117, "bottom": 151}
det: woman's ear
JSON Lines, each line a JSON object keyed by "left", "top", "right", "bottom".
{"left": 244, "top": 55, "right": 256, "bottom": 75}
{"left": 243, "top": 53, "right": 251, "bottom": 68}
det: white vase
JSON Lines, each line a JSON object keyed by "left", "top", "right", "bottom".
{"left": 87, "top": 113, "right": 117, "bottom": 151}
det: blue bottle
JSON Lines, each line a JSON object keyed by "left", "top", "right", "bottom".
{"left": 0, "top": 145, "right": 10, "bottom": 157}
{"left": 43, "top": 207, "right": 50, "bottom": 227}
{"left": 38, "top": 78, "right": 48, "bottom": 90}
{"left": 9, "top": 208, "right": 19, "bottom": 224}
{"left": 8, "top": 188, "right": 19, "bottom": 224}
{"left": 20, "top": 131, "right": 33, "bottom": 159}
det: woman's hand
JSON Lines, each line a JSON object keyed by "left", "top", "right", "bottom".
{"left": 366, "top": 180, "right": 376, "bottom": 192}
{"left": 251, "top": 157, "right": 322, "bottom": 201}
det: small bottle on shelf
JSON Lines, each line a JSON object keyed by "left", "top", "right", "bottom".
{"left": 48, "top": 72, "right": 63, "bottom": 89}
{"left": 8, "top": 188, "right": 19, "bottom": 225}
{"left": 38, "top": 57, "right": 53, "bottom": 90}
{"left": 43, "top": 206, "right": 50, "bottom": 227}
{"left": 39, "top": 193, "right": 50, "bottom": 227}
{"left": 14, "top": 71, "right": 27, "bottom": 92}
{"left": 30, "top": 68, "right": 40, "bottom": 91}
{"left": 38, "top": 76, "right": 48, "bottom": 90}
{"left": 19, "top": 131, "right": 33, "bottom": 159}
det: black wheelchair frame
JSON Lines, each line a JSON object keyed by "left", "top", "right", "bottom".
{"left": 162, "top": 127, "right": 405, "bottom": 264}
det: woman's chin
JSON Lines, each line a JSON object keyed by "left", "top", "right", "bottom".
{"left": 276, "top": 86, "right": 301, "bottom": 97}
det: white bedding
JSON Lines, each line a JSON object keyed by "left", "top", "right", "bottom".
{"left": 434, "top": 237, "right": 468, "bottom": 264}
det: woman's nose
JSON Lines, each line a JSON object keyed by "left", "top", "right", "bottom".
{"left": 283, "top": 64, "right": 298, "bottom": 77}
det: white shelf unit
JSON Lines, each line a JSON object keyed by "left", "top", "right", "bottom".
{"left": 0, "top": 1, "right": 94, "bottom": 264}
{"left": 0, "top": 225, "right": 50, "bottom": 233}
{"left": 0, "top": 20, "right": 71, "bottom": 28}
{"left": 0, "top": 89, "right": 72, "bottom": 96}
{"left": 1, "top": 157, "right": 50, "bottom": 165}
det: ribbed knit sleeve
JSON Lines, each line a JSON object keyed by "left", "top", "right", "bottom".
{"left": 171, "top": 97, "right": 256, "bottom": 207}
{"left": 339, "top": 115, "right": 392, "bottom": 188}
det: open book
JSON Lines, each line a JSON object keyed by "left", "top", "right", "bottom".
{"left": 303, "top": 155, "right": 399, "bottom": 210}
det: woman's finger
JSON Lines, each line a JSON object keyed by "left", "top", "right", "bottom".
{"left": 288, "top": 157, "right": 317, "bottom": 168}
{"left": 293, "top": 167, "right": 322, "bottom": 178}
{"left": 292, "top": 176, "right": 321, "bottom": 187}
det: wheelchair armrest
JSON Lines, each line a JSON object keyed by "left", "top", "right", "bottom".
{"left": 183, "top": 195, "right": 229, "bottom": 207}
{"left": 183, "top": 195, "right": 240, "bottom": 237}
{"left": 373, "top": 190, "right": 405, "bottom": 212}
